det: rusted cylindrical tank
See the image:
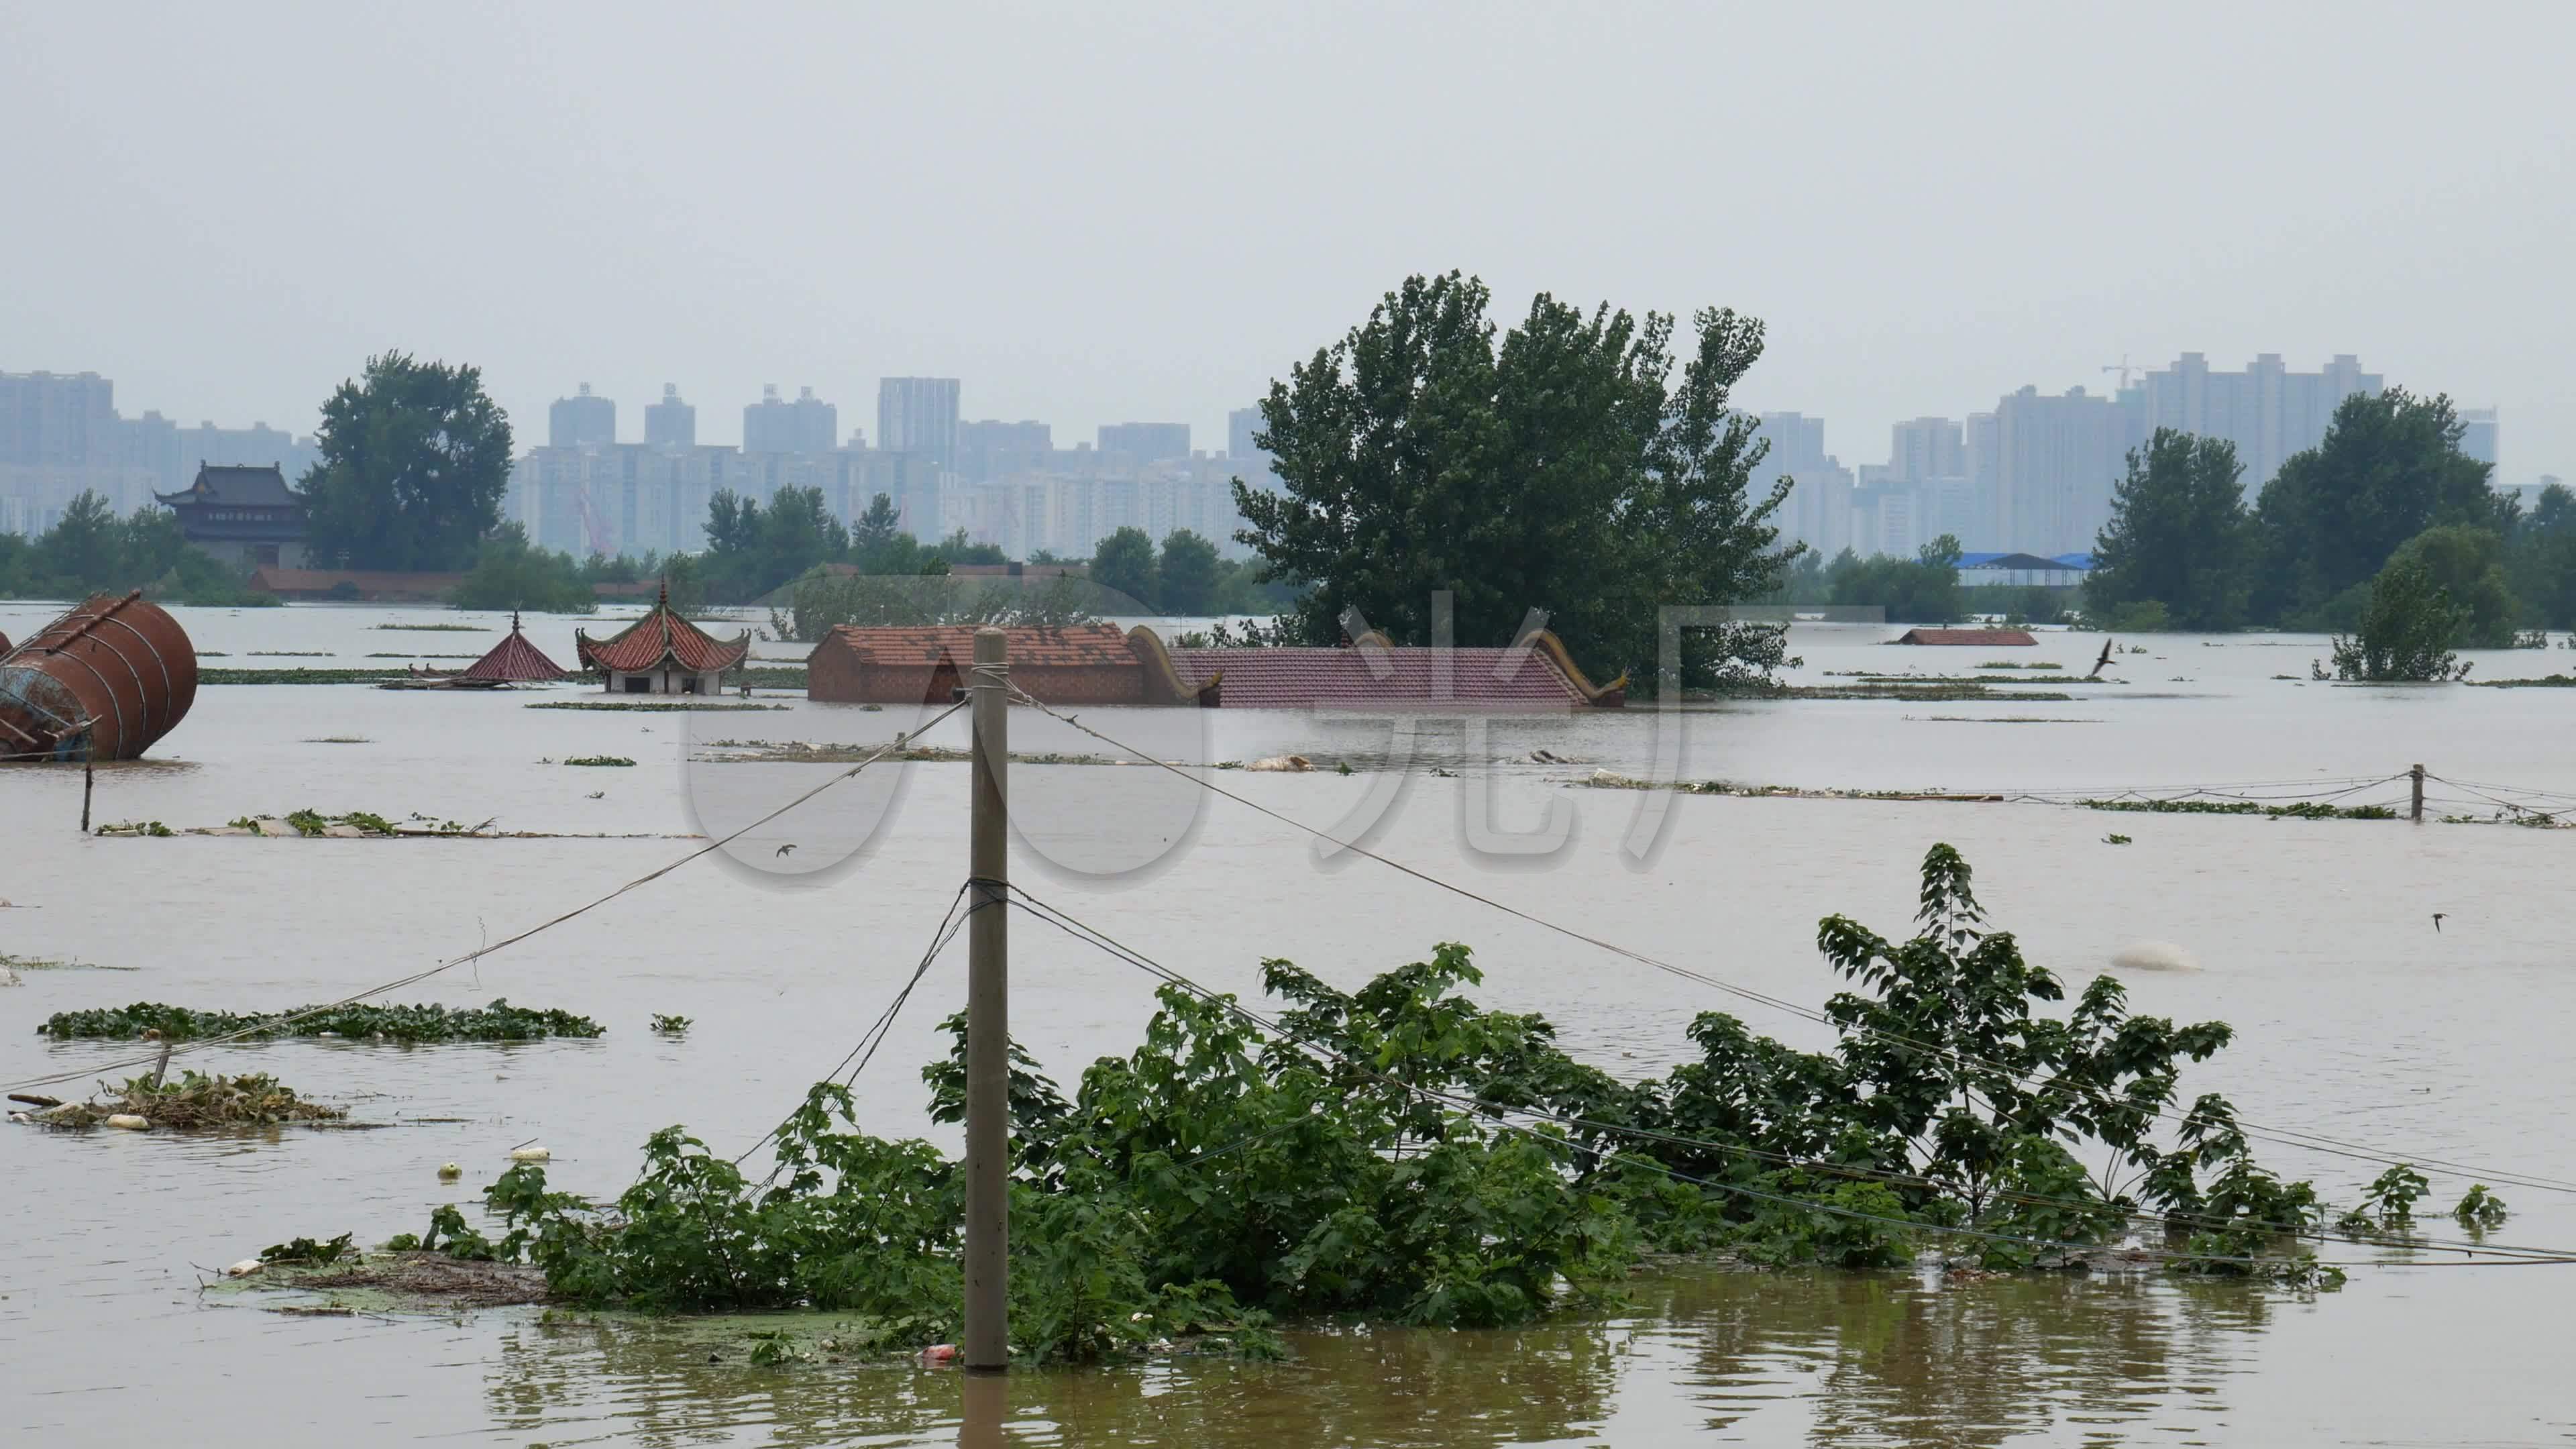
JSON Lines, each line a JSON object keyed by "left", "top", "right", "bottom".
{"left": 0, "top": 592, "right": 198, "bottom": 761}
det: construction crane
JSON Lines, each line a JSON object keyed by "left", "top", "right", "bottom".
{"left": 2101, "top": 355, "right": 2144, "bottom": 390}
{"left": 574, "top": 484, "right": 611, "bottom": 558}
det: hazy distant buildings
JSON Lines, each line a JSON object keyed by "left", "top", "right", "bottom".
{"left": 1228, "top": 407, "right": 1265, "bottom": 459}
{"left": 1097, "top": 422, "right": 1190, "bottom": 464}
{"left": 1752, "top": 411, "right": 1854, "bottom": 558}
{"left": 1993, "top": 386, "right": 2125, "bottom": 557}
{"left": 877, "top": 378, "right": 960, "bottom": 474}
{"left": 645, "top": 384, "right": 696, "bottom": 447}
{"left": 744, "top": 384, "right": 838, "bottom": 455}
{"left": 1, "top": 370, "right": 317, "bottom": 531}
{"left": 957, "top": 420, "right": 1051, "bottom": 484}
{"left": 2121, "top": 352, "right": 2381, "bottom": 490}
{"left": 549, "top": 384, "right": 616, "bottom": 449}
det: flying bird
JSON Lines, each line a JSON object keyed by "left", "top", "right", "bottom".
{"left": 2089, "top": 637, "right": 2116, "bottom": 678}
{"left": 2432, "top": 912, "right": 2447, "bottom": 932}
{"left": 775, "top": 843, "right": 798, "bottom": 858}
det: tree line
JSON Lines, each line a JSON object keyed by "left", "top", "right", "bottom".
{"left": 0, "top": 492, "right": 275, "bottom": 606}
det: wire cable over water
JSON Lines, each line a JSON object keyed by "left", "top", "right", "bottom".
{"left": 1000, "top": 885, "right": 2576, "bottom": 1271}
{"left": 2, "top": 696, "right": 973, "bottom": 1097}
{"left": 996, "top": 685, "right": 2576, "bottom": 1198}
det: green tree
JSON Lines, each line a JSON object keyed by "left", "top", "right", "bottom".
{"left": 1827, "top": 536, "right": 1963, "bottom": 623}
{"left": 449, "top": 523, "right": 595, "bottom": 612}
{"left": 2387, "top": 525, "right": 2514, "bottom": 647}
{"left": 2324, "top": 557, "right": 2471, "bottom": 682}
{"left": 2086, "top": 430, "right": 2252, "bottom": 630}
{"left": 852, "top": 492, "right": 902, "bottom": 555}
{"left": 300, "top": 353, "right": 515, "bottom": 571}
{"left": 1157, "top": 529, "right": 1221, "bottom": 615}
{"left": 2252, "top": 388, "right": 2500, "bottom": 623}
{"left": 1232, "top": 272, "right": 1796, "bottom": 688}
{"left": 698, "top": 486, "right": 849, "bottom": 602}
{"left": 1091, "top": 526, "right": 1159, "bottom": 612}
{"left": 2504, "top": 482, "right": 2576, "bottom": 629}
{"left": 38, "top": 490, "right": 125, "bottom": 588}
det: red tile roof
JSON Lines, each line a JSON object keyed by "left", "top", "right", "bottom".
{"left": 1167, "top": 643, "right": 1593, "bottom": 709}
{"left": 819, "top": 625, "right": 1141, "bottom": 669}
{"left": 459, "top": 615, "right": 570, "bottom": 682}
{"left": 576, "top": 585, "right": 751, "bottom": 674}
{"left": 1894, "top": 628, "right": 2037, "bottom": 646}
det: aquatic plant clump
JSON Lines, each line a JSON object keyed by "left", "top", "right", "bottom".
{"left": 36, "top": 998, "right": 604, "bottom": 1044}
{"left": 408, "top": 846, "right": 2349, "bottom": 1365}
{"left": 32, "top": 1071, "right": 347, "bottom": 1130}
{"left": 2077, "top": 798, "right": 2398, "bottom": 820}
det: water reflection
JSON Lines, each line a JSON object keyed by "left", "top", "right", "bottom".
{"left": 475, "top": 1265, "right": 2267, "bottom": 1446}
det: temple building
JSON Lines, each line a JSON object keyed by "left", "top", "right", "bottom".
{"left": 153, "top": 463, "right": 307, "bottom": 568}
{"left": 575, "top": 584, "right": 749, "bottom": 694}
{"left": 458, "top": 612, "right": 570, "bottom": 684}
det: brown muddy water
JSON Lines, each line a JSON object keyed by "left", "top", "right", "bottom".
{"left": 3, "top": 605, "right": 2573, "bottom": 1446}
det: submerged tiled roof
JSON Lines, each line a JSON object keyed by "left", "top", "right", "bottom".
{"left": 1894, "top": 628, "right": 2037, "bottom": 646}
{"left": 576, "top": 586, "right": 750, "bottom": 674}
{"left": 459, "top": 615, "right": 569, "bottom": 682}
{"left": 1167, "top": 645, "right": 1591, "bottom": 709}
{"left": 818, "top": 625, "right": 1140, "bottom": 669}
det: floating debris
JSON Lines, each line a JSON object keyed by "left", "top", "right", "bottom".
{"left": 20, "top": 1071, "right": 350, "bottom": 1130}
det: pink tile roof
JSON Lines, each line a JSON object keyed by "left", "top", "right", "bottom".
{"left": 576, "top": 584, "right": 750, "bottom": 674}
{"left": 459, "top": 615, "right": 569, "bottom": 682}
{"left": 820, "top": 625, "right": 1140, "bottom": 669}
{"left": 1167, "top": 645, "right": 1591, "bottom": 710}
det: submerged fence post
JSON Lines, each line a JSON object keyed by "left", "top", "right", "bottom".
{"left": 2410, "top": 763, "right": 2425, "bottom": 822}
{"left": 80, "top": 743, "right": 95, "bottom": 835}
{"left": 964, "top": 627, "right": 1011, "bottom": 1372}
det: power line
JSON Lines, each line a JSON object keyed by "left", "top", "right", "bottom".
{"left": 2, "top": 695, "right": 971, "bottom": 1097}
{"left": 999, "top": 686, "right": 2576, "bottom": 1198}
{"left": 1002, "top": 887, "right": 2569, "bottom": 1272}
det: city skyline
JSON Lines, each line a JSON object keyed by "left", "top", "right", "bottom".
{"left": 5, "top": 9, "right": 2567, "bottom": 499}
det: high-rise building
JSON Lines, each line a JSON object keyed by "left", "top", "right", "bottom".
{"left": 2121, "top": 353, "right": 2382, "bottom": 489}
{"left": 1228, "top": 406, "right": 1265, "bottom": 460}
{"left": 1994, "top": 385, "right": 2124, "bottom": 556}
{"left": 1887, "top": 417, "right": 1965, "bottom": 484}
{"left": 1751, "top": 412, "right": 1853, "bottom": 558}
{"left": 645, "top": 384, "right": 696, "bottom": 448}
{"left": 1097, "top": 422, "right": 1190, "bottom": 464}
{"left": 877, "top": 378, "right": 961, "bottom": 473}
{"left": 2459, "top": 407, "right": 2500, "bottom": 469}
{"left": 549, "top": 383, "right": 616, "bottom": 449}
{"left": 957, "top": 420, "right": 1052, "bottom": 483}
{"left": 744, "top": 384, "right": 838, "bottom": 455}
{"left": 0, "top": 371, "right": 118, "bottom": 468}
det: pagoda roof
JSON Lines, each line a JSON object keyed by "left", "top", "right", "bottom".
{"left": 156, "top": 463, "right": 298, "bottom": 509}
{"left": 575, "top": 584, "right": 750, "bottom": 674}
{"left": 459, "top": 614, "right": 570, "bottom": 682}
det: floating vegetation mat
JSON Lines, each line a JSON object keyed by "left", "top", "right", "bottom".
{"left": 561, "top": 755, "right": 637, "bottom": 767}
{"left": 2471, "top": 675, "right": 2576, "bottom": 688}
{"left": 694, "top": 739, "right": 1122, "bottom": 766}
{"left": 241, "top": 1252, "right": 553, "bottom": 1307}
{"left": 2075, "top": 798, "right": 2398, "bottom": 820}
{"left": 36, "top": 999, "right": 604, "bottom": 1043}
{"left": 18, "top": 1071, "right": 347, "bottom": 1130}
{"left": 527, "top": 700, "right": 787, "bottom": 712}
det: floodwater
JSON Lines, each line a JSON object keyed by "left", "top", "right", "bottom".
{"left": 3, "top": 602, "right": 2573, "bottom": 1447}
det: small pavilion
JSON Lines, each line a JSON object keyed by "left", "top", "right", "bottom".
{"left": 574, "top": 584, "right": 750, "bottom": 694}
{"left": 457, "top": 612, "right": 570, "bottom": 684}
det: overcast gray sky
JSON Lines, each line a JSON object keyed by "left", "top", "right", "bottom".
{"left": 5, "top": 2, "right": 2569, "bottom": 481}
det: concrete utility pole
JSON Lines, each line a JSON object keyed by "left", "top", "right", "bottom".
{"left": 2410, "top": 763, "right": 2426, "bottom": 822}
{"left": 963, "top": 627, "right": 1011, "bottom": 1371}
